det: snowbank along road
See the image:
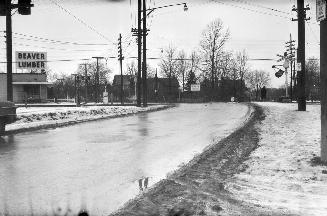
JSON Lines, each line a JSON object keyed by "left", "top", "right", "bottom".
{"left": 228, "top": 102, "right": 327, "bottom": 216}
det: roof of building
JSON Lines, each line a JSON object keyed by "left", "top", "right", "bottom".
{"left": 112, "top": 75, "right": 135, "bottom": 85}
{"left": 148, "top": 77, "right": 180, "bottom": 88}
{"left": 12, "top": 82, "right": 53, "bottom": 85}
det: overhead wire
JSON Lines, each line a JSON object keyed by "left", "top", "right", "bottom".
{"left": 47, "top": 0, "right": 115, "bottom": 44}
{"left": 0, "top": 31, "right": 112, "bottom": 46}
{"left": 228, "top": 0, "right": 290, "bottom": 15}
{"left": 210, "top": 0, "right": 291, "bottom": 20}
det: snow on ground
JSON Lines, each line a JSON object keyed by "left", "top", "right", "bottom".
{"left": 227, "top": 102, "right": 327, "bottom": 216}
{"left": 6, "top": 105, "right": 169, "bottom": 132}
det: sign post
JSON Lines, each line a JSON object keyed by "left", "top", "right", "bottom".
{"left": 283, "top": 59, "right": 290, "bottom": 97}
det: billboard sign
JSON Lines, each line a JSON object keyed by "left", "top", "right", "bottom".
{"left": 16, "top": 51, "right": 47, "bottom": 69}
{"left": 191, "top": 84, "right": 200, "bottom": 92}
{"left": 317, "top": 0, "right": 326, "bottom": 22}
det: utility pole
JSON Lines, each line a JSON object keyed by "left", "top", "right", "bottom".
{"left": 6, "top": 0, "right": 12, "bottom": 102}
{"left": 169, "top": 64, "right": 172, "bottom": 101}
{"left": 137, "top": 0, "right": 142, "bottom": 107}
{"left": 2, "top": 0, "right": 33, "bottom": 102}
{"left": 83, "top": 63, "right": 88, "bottom": 104}
{"left": 92, "top": 57, "right": 104, "bottom": 103}
{"left": 142, "top": 0, "right": 148, "bottom": 107}
{"left": 292, "top": 0, "right": 310, "bottom": 111}
{"left": 118, "top": 33, "right": 124, "bottom": 105}
{"left": 319, "top": 0, "right": 327, "bottom": 162}
{"left": 286, "top": 34, "right": 296, "bottom": 101}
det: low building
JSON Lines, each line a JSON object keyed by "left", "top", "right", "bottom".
{"left": 147, "top": 77, "right": 180, "bottom": 102}
{"left": 0, "top": 73, "right": 52, "bottom": 103}
{"left": 112, "top": 75, "right": 135, "bottom": 100}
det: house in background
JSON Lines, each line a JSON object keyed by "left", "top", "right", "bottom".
{"left": 111, "top": 74, "right": 180, "bottom": 102}
{"left": 0, "top": 73, "right": 52, "bottom": 103}
{"left": 147, "top": 77, "right": 180, "bottom": 102}
{"left": 112, "top": 75, "right": 135, "bottom": 101}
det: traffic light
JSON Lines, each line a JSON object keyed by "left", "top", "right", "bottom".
{"left": 0, "top": 1, "right": 6, "bottom": 16}
{"left": 275, "top": 69, "right": 284, "bottom": 78}
{"left": 18, "top": 0, "right": 32, "bottom": 15}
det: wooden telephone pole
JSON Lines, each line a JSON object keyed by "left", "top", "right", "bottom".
{"left": 142, "top": 0, "right": 148, "bottom": 107}
{"left": 2, "top": 0, "right": 34, "bottom": 102}
{"left": 118, "top": 33, "right": 124, "bottom": 105}
{"left": 292, "top": 0, "right": 310, "bottom": 111}
{"left": 319, "top": 0, "right": 327, "bottom": 162}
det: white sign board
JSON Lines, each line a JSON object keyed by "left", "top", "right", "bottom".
{"left": 103, "top": 91, "right": 109, "bottom": 104}
{"left": 317, "top": 0, "right": 326, "bottom": 22}
{"left": 16, "top": 51, "right": 47, "bottom": 69}
{"left": 191, "top": 84, "right": 200, "bottom": 92}
{"left": 296, "top": 62, "right": 302, "bottom": 71}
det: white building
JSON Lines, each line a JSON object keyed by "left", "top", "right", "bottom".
{"left": 0, "top": 73, "right": 52, "bottom": 103}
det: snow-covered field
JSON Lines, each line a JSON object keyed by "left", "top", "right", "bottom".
{"left": 227, "top": 102, "right": 327, "bottom": 216}
{"left": 6, "top": 105, "right": 169, "bottom": 132}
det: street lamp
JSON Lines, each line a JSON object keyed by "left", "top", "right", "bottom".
{"left": 144, "top": 2, "right": 188, "bottom": 16}
{"left": 137, "top": 2, "right": 188, "bottom": 106}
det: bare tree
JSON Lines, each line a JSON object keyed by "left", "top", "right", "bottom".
{"left": 219, "top": 51, "right": 234, "bottom": 79}
{"left": 51, "top": 72, "right": 75, "bottom": 99}
{"left": 246, "top": 70, "right": 270, "bottom": 100}
{"left": 126, "top": 61, "right": 137, "bottom": 76}
{"left": 176, "top": 50, "right": 189, "bottom": 91}
{"left": 146, "top": 64, "right": 156, "bottom": 78}
{"left": 159, "top": 44, "right": 178, "bottom": 79}
{"left": 76, "top": 61, "right": 111, "bottom": 85}
{"left": 235, "top": 50, "right": 249, "bottom": 93}
{"left": 75, "top": 61, "right": 112, "bottom": 101}
{"left": 305, "top": 57, "right": 320, "bottom": 101}
{"left": 200, "top": 18, "right": 230, "bottom": 91}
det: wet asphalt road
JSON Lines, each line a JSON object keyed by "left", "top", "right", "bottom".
{"left": 0, "top": 103, "right": 250, "bottom": 215}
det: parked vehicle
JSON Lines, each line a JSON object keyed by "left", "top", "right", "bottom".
{"left": 0, "top": 101, "right": 17, "bottom": 135}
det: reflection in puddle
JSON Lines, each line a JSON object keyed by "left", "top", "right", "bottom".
{"left": 137, "top": 113, "right": 149, "bottom": 137}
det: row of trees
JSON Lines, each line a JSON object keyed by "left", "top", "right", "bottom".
{"left": 157, "top": 18, "right": 270, "bottom": 101}
{"left": 48, "top": 18, "right": 272, "bottom": 102}
{"left": 305, "top": 58, "right": 320, "bottom": 101}
{"left": 49, "top": 61, "right": 111, "bottom": 101}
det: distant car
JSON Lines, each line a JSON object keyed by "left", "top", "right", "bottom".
{"left": 0, "top": 101, "right": 17, "bottom": 135}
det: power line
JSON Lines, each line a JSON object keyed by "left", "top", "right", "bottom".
{"left": 0, "top": 56, "right": 118, "bottom": 64}
{"left": 211, "top": 0, "right": 291, "bottom": 20}
{"left": 0, "top": 41, "right": 105, "bottom": 52}
{"left": 0, "top": 31, "right": 112, "bottom": 46}
{"left": 48, "top": 0, "right": 114, "bottom": 44}
{"left": 0, "top": 56, "right": 276, "bottom": 64}
{"left": 229, "top": 0, "right": 290, "bottom": 15}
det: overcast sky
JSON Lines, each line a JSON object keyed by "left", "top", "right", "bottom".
{"left": 0, "top": 0, "right": 321, "bottom": 87}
